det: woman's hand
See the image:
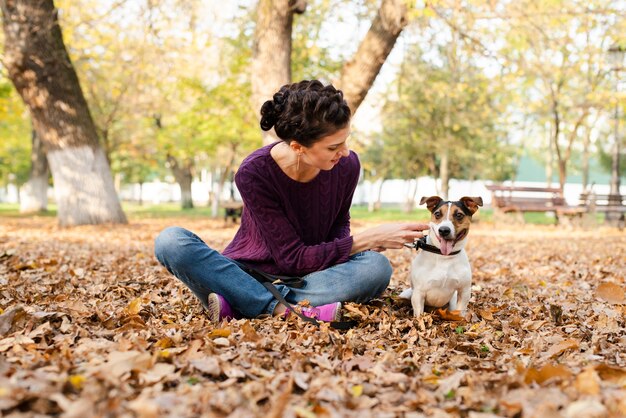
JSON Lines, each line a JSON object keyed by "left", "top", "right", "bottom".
{"left": 351, "top": 222, "right": 429, "bottom": 254}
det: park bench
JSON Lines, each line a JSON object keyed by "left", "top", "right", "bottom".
{"left": 486, "top": 184, "right": 585, "bottom": 224}
{"left": 220, "top": 200, "right": 244, "bottom": 224}
{"left": 578, "top": 192, "right": 626, "bottom": 213}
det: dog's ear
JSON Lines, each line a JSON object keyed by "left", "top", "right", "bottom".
{"left": 420, "top": 196, "right": 443, "bottom": 212}
{"left": 459, "top": 196, "right": 483, "bottom": 214}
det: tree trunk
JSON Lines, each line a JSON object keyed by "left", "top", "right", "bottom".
{"left": 375, "top": 178, "right": 385, "bottom": 211}
{"left": 581, "top": 123, "right": 594, "bottom": 191}
{"left": 252, "top": 0, "right": 409, "bottom": 142}
{"left": 403, "top": 178, "right": 418, "bottom": 213}
{"left": 1, "top": 0, "right": 126, "bottom": 226}
{"left": 337, "top": 0, "right": 409, "bottom": 114}
{"left": 440, "top": 149, "right": 449, "bottom": 200}
{"left": 136, "top": 182, "right": 143, "bottom": 206}
{"left": 166, "top": 154, "right": 194, "bottom": 209}
{"left": 20, "top": 129, "right": 48, "bottom": 213}
{"left": 251, "top": 0, "right": 306, "bottom": 145}
{"left": 211, "top": 145, "right": 238, "bottom": 218}
{"left": 211, "top": 168, "right": 222, "bottom": 218}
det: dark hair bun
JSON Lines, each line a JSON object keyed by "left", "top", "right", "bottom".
{"left": 260, "top": 91, "right": 290, "bottom": 131}
{"left": 258, "top": 80, "right": 351, "bottom": 146}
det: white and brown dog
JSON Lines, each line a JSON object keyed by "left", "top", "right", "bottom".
{"left": 400, "top": 196, "right": 483, "bottom": 316}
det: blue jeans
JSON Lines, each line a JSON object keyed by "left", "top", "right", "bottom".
{"left": 154, "top": 226, "right": 392, "bottom": 318}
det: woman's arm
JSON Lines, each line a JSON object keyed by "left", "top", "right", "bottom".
{"left": 350, "top": 223, "right": 429, "bottom": 255}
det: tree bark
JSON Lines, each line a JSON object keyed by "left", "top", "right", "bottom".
{"left": 440, "top": 149, "right": 449, "bottom": 200}
{"left": 337, "top": 0, "right": 409, "bottom": 114}
{"left": 166, "top": 154, "right": 194, "bottom": 209}
{"left": 211, "top": 144, "right": 238, "bottom": 218}
{"left": 251, "top": 0, "right": 306, "bottom": 145}
{"left": 20, "top": 129, "right": 49, "bottom": 213}
{"left": 1, "top": 0, "right": 126, "bottom": 226}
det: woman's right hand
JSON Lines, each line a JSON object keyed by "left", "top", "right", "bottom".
{"left": 351, "top": 222, "right": 429, "bottom": 254}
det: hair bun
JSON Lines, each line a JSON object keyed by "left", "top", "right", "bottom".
{"left": 259, "top": 91, "right": 291, "bottom": 131}
{"left": 260, "top": 101, "right": 278, "bottom": 131}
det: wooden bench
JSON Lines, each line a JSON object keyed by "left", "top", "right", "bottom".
{"left": 578, "top": 192, "right": 626, "bottom": 213}
{"left": 486, "top": 184, "right": 584, "bottom": 224}
{"left": 220, "top": 200, "right": 244, "bottom": 224}
{"left": 578, "top": 192, "right": 625, "bottom": 228}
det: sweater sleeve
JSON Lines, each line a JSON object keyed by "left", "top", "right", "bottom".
{"left": 326, "top": 153, "right": 360, "bottom": 241}
{"left": 236, "top": 165, "right": 353, "bottom": 276}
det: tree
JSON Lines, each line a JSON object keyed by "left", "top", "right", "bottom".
{"left": 19, "top": 130, "right": 49, "bottom": 213}
{"left": 374, "top": 42, "right": 514, "bottom": 200}
{"left": 0, "top": 76, "right": 31, "bottom": 194}
{"left": 251, "top": 0, "right": 411, "bottom": 145}
{"left": 1, "top": 0, "right": 126, "bottom": 226}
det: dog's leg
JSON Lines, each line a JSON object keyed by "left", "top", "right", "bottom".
{"left": 448, "top": 290, "right": 458, "bottom": 311}
{"left": 399, "top": 288, "right": 413, "bottom": 299}
{"left": 411, "top": 290, "right": 425, "bottom": 316}
{"left": 456, "top": 286, "right": 471, "bottom": 314}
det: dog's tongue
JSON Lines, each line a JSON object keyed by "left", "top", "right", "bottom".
{"left": 440, "top": 239, "right": 454, "bottom": 255}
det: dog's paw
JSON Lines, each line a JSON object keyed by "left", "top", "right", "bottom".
{"left": 398, "top": 288, "right": 413, "bottom": 299}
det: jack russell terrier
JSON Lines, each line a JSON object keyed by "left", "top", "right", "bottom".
{"left": 399, "top": 196, "right": 483, "bottom": 317}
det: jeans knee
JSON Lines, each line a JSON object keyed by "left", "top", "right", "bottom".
{"left": 154, "top": 226, "right": 189, "bottom": 264}
{"left": 361, "top": 251, "right": 392, "bottom": 289}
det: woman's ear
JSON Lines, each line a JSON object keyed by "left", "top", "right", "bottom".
{"left": 289, "top": 140, "right": 304, "bottom": 154}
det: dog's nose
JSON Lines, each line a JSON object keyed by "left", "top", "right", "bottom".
{"left": 439, "top": 226, "right": 451, "bottom": 237}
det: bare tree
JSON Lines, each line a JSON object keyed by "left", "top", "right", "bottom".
{"left": 1, "top": 0, "right": 126, "bottom": 226}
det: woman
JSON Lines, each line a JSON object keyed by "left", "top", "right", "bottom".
{"left": 154, "top": 80, "right": 428, "bottom": 323}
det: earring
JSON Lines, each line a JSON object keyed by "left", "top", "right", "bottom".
{"left": 296, "top": 153, "right": 301, "bottom": 172}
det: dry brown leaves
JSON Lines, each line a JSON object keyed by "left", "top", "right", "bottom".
{"left": 0, "top": 217, "right": 625, "bottom": 418}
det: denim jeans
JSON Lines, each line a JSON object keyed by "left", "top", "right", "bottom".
{"left": 154, "top": 226, "right": 392, "bottom": 318}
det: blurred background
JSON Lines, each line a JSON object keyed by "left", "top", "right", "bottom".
{"left": 1, "top": 0, "right": 624, "bottom": 222}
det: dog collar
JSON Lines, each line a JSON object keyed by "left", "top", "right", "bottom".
{"left": 404, "top": 236, "right": 461, "bottom": 256}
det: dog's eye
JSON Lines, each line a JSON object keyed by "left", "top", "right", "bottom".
{"left": 434, "top": 211, "right": 442, "bottom": 219}
{"left": 455, "top": 212, "right": 464, "bottom": 220}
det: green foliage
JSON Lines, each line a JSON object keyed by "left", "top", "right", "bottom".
{"left": 370, "top": 43, "right": 516, "bottom": 182}
{"left": 291, "top": 0, "right": 345, "bottom": 81}
{"left": 597, "top": 141, "right": 626, "bottom": 179}
{"left": 0, "top": 77, "right": 31, "bottom": 186}
{"left": 156, "top": 19, "right": 261, "bottom": 174}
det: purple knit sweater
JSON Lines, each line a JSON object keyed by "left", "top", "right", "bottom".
{"left": 222, "top": 142, "right": 360, "bottom": 276}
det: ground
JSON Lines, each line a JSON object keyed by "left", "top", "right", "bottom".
{"left": 0, "top": 216, "right": 624, "bottom": 418}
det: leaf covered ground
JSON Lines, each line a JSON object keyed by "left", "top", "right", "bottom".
{"left": 0, "top": 216, "right": 625, "bottom": 418}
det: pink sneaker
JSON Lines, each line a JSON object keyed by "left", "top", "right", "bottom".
{"left": 207, "top": 293, "right": 240, "bottom": 322}
{"left": 285, "top": 302, "right": 342, "bottom": 322}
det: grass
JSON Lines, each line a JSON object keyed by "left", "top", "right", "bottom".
{"left": 0, "top": 201, "right": 583, "bottom": 225}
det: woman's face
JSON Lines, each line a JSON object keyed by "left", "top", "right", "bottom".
{"left": 301, "top": 126, "right": 351, "bottom": 171}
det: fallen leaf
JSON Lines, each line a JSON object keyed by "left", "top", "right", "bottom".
{"left": 595, "top": 282, "right": 625, "bottom": 304}
{"left": 524, "top": 364, "right": 572, "bottom": 385}
{"left": 478, "top": 309, "right": 494, "bottom": 320}
{"left": 595, "top": 364, "right": 626, "bottom": 386}
{"left": 574, "top": 367, "right": 601, "bottom": 395}
{"left": 351, "top": 385, "right": 363, "bottom": 397}
{"left": 543, "top": 339, "right": 579, "bottom": 359}
{"left": 564, "top": 399, "right": 607, "bottom": 418}
{"left": 125, "top": 297, "right": 143, "bottom": 316}
{"left": 190, "top": 357, "right": 221, "bottom": 376}
{"left": 0, "top": 306, "right": 27, "bottom": 336}
{"left": 99, "top": 350, "right": 152, "bottom": 381}
{"left": 241, "top": 321, "right": 261, "bottom": 342}
{"left": 208, "top": 329, "right": 231, "bottom": 339}
{"left": 434, "top": 308, "right": 465, "bottom": 321}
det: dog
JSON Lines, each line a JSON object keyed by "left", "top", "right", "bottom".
{"left": 399, "top": 196, "right": 483, "bottom": 317}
